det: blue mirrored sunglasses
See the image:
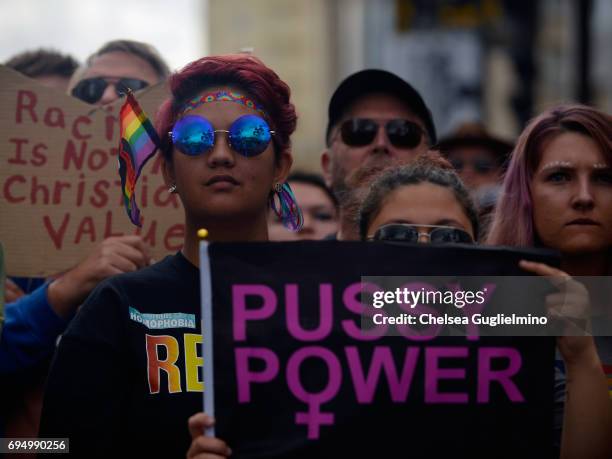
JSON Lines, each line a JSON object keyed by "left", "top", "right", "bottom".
{"left": 169, "top": 114, "right": 275, "bottom": 157}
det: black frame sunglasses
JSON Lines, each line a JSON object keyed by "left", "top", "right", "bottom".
{"left": 71, "top": 77, "right": 149, "bottom": 104}
{"left": 369, "top": 223, "right": 474, "bottom": 244}
{"left": 339, "top": 118, "right": 424, "bottom": 148}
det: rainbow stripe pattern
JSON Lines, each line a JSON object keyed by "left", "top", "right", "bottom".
{"left": 118, "top": 92, "right": 160, "bottom": 226}
{"left": 180, "top": 90, "right": 268, "bottom": 118}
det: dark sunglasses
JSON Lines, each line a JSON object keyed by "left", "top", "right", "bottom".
{"left": 170, "top": 114, "right": 275, "bottom": 157}
{"left": 339, "top": 118, "right": 424, "bottom": 148}
{"left": 449, "top": 157, "right": 498, "bottom": 174}
{"left": 71, "top": 77, "right": 149, "bottom": 104}
{"left": 369, "top": 223, "right": 474, "bottom": 244}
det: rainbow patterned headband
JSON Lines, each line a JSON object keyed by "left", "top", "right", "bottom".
{"left": 180, "top": 90, "right": 268, "bottom": 118}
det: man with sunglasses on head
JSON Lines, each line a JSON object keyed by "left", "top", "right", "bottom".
{"left": 69, "top": 39, "right": 170, "bottom": 106}
{"left": 321, "top": 69, "right": 436, "bottom": 240}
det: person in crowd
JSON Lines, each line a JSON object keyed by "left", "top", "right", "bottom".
{"left": 2, "top": 42, "right": 156, "bottom": 442}
{"left": 0, "top": 236, "right": 150, "bottom": 445}
{"left": 321, "top": 69, "right": 436, "bottom": 240}
{"left": 487, "top": 104, "right": 612, "bottom": 458}
{"left": 359, "top": 154, "right": 478, "bottom": 244}
{"left": 5, "top": 49, "right": 79, "bottom": 92}
{"left": 437, "top": 122, "right": 512, "bottom": 193}
{"left": 487, "top": 104, "right": 611, "bottom": 274}
{"left": 40, "top": 54, "right": 298, "bottom": 458}
{"left": 361, "top": 151, "right": 612, "bottom": 458}
{"left": 0, "top": 236, "right": 151, "bottom": 373}
{"left": 69, "top": 39, "right": 170, "bottom": 106}
{"left": 268, "top": 171, "right": 338, "bottom": 240}
{"left": 437, "top": 123, "right": 513, "bottom": 239}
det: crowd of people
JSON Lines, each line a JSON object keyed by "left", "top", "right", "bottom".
{"left": 1, "top": 39, "right": 611, "bottom": 458}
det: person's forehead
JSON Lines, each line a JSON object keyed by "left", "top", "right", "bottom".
{"left": 376, "top": 183, "right": 470, "bottom": 225}
{"left": 178, "top": 86, "right": 264, "bottom": 127}
{"left": 534, "top": 132, "right": 610, "bottom": 175}
{"left": 539, "top": 132, "right": 606, "bottom": 164}
{"left": 387, "top": 182, "right": 459, "bottom": 206}
{"left": 343, "top": 92, "right": 421, "bottom": 122}
{"left": 83, "top": 51, "right": 160, "bottom": 84}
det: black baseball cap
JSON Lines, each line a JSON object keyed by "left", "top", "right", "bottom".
{"left": 326, "top": 69, "right": 436, "bottom": 145}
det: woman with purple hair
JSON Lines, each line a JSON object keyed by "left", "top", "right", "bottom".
{"left": 358, "top": 146, "right": 611, "bottom": 457}
{"left": 488, "top": 104, "right": 612, "bottom": 458}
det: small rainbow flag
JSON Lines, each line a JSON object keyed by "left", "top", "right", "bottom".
{"left": 118, "top": 92, "right": 160, "bottom": 226}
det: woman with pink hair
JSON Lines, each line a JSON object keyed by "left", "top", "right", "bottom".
{"left": 40, "top": 54, "right": 301, "bottom": 458}
{"left": 489, "top": 104, "right": 612, "bottom": 458}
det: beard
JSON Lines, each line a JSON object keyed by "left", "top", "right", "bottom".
{"left": 330, "top": 162, "right": 351, "bottom": 209}
{"left": 330, "top": 154, "right": 407, "bottom": 234}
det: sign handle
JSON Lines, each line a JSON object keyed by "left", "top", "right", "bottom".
{"left": 199, "top": 236, "right": 215, "bottom": 437}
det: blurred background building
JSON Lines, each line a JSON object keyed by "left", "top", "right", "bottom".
{"left": 209, "top": 0, "right": 611, "bottom": 170}
{"left": 2, "top": 0, "right": 611, "bottom": 170}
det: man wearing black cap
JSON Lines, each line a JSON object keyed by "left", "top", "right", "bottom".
{"left": 321, "top": 69, "right": 436, "bottom": 240}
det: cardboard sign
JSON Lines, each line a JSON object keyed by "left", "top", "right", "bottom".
{"left": 0, "top": 242, "right": 4, "bottom": 327}
{"left": 0, "top": 66, "right": 183, "bottom": 277}
{"left": 202, "top": 242, "right": 557, "bottom": 458}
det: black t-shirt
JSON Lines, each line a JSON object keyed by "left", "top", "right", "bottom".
{"left": 40, "top": 253, "right": 203, "bottom": 458}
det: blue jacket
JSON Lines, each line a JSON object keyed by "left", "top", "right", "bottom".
{"left": 0, "top": 283, "right": 70, "bottom": 373}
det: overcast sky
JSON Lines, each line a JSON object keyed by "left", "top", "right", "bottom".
{"left": 0, "top": 0, "right": 208, "bottom": 71}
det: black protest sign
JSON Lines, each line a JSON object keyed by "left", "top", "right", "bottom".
{"left": 205, "top": 241, "right": 558, "bottom": 458}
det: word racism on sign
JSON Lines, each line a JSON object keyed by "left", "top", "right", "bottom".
{"left": 204, "top": 242, "right": 558, "bottom": 458}
{"left": 0, "top": 66, "right": 184, "bottom": 277}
